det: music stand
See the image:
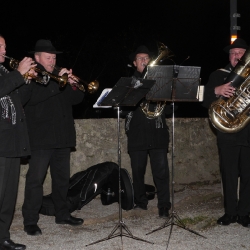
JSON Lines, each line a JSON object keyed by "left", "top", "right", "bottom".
{"left": 86, "top": 77, "right": 156, "bottom": 247}
{"left": 145, "top": 65, "right": 206, "bottom": 249}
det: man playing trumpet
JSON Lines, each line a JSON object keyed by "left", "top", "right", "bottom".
{"left": 22, "top": 39, "right": 84, "bottom": 236}
{"left": 0, "top": 34, "right": 36, "bottom": 250}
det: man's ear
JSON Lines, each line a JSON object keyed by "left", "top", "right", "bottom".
{"left": 133, "top": 61, "right": 137, "bottom": 67}
{"left": 34, "top": 54, "right": 39, "bottom": 62}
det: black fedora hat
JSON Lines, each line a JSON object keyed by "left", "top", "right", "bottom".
{"left": 223, "top": 38, "right": 248, "bottom": 53}
{"left": 129, "top": 45, "right": 154, "bottom": 62}
{"left": 29, "top": 39, "right": 62, "bottom": 54}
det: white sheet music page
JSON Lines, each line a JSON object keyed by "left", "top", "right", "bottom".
{"left": 93, "top": 88, "right": 112, "bottom": 108}
{"left": 197, "top": 85, "right": 204, "bottom": 102}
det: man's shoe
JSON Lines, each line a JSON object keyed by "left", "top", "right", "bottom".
{"left": 0, "top": 239, "right": 26, "bottom": 250}
{"left": 217, "top": 214, "right": 237, "bottom": 225}
{"left": 159, "top": 207, "right": 169, "bottom": 218}
{"left": 133, "top": 204, "right": 147, "bottom": 210}
{"left": 55, "top": 215, "right": 84, "bottom": 226}
{"left": 237, "top": 215, "right": 250, "bottom": 227}
{"left": 24, "top": 224, "right": 42, "bottom": 236}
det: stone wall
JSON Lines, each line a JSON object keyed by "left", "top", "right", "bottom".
{"left": 17, "top": 118, "right": 219, "bottom": 209}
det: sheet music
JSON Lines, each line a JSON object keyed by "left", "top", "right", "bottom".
{"left": 197, "top": 85, "right": 204, "bottom": 102}
{"left": 147, "top": 65, "right": 202, "bottom": 102}
{"left": 93, "top": 88, "right": 112, "bottom": 108}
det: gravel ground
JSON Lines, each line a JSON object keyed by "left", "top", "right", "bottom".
{"left": 9, "top": 183, "right": 250, "bottom": 250}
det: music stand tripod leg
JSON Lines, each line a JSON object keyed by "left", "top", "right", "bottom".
{"left": 86, "top": 107, "right": 154, "bottom": 247}
{"left": 145, "top": 102, "right": 206, "bottom": 248}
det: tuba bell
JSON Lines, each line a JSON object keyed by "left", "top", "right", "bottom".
{"left": 209, "top": 46, "right": 250, "bottom": 133}
{"left": 140, "top": 42, "right": 174, "bottom": 119}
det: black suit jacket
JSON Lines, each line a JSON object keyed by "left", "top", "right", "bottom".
{"left": 125, "top": 70, "right": 170, "bottom": 152}
{"left": 24, "top": 64, "right": 85, "bottom": 150}
{"left": 203, "top": 64, "right": 250, "bottom": 147}
{"left": 0, "top": 67, "right": 31, "bottom": 157}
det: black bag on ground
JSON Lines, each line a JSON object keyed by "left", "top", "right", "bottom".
{"left": 39, "top": 161, "right": 118, "bottom": 216}
{"left": 101, "top": 177, "right": 155, "bottom": 209}
{"left": 39, "top": 161, "right": 135, "bottom": 215}
{"left": 145, "top": 184, "right": 156, "bottom": 200}
{"left": 101, "top": 166, "right": 134, "bottom": 211}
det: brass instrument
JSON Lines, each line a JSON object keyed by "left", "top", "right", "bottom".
{"left": 209, "top": 46, "right": 250, "bottom": 133}
{"left": 34, "top": 67, "right": 68, "bottom": 86}
{"left": 2, "top": 55, "right": 49, "bottom": 84}
{"left": 140, "top": 42, "right": 174, "bottom": 119}
{"left": 3, "top": 55, "right": 98, "bottom": 92}
{"left": 52, "top": 65, "right": 99, "bottom": 94}
{"left": 147, "top": 42, "right": 174, "bottom": 66}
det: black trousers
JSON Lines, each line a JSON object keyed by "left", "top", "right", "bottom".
{"left": 219, "top": 145, "right": 250, "bottom": 216}
{"left": 22, "top": 148, "right": 71, "bottom": 226}
{"left": 0, "top": 157, "right": 20, "bottom": 243}
{"left": 129, "top": 148, "right": 171, "bottom": 209}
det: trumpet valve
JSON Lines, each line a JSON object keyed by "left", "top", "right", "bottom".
{"left": 77, "top": 84, "right": 85, "bottom": 92}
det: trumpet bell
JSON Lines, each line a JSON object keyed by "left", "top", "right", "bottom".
{"left": 88, "top": 80, "right": 99, "bottom": 94}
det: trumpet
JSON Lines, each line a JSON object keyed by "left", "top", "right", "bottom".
{"left": 34, "top": 67, "right": 68, "bottom": 87}
{"left": 3, "top": 55, "right": 77, "bottom": 87}
{"left": 2, "top": 55, "right": 50, "bottom": 84}
{"left": 52, "top": 65, "right": 99, "bottom": 94}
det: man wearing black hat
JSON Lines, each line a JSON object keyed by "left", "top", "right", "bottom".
{"left": 125, "top": 45, "right": 171, "bottom": 218}
{"left": 22, "top": 39, "right": 85, "bottom": 236}
{"left": 203, "top": 38, "right": 250, "bottom": 227}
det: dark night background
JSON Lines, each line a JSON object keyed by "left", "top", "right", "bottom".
{"left": 1, "top": 0, "right": 250, "bottom": 119}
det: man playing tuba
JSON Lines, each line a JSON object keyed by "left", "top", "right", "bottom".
{"left": 203, "top": 38, "right": 250, "bottom": 228}
{"left": 125, "top": 45, "right": 171, "bottom": 218}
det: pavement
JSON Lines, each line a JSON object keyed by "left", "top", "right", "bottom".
{"left": 9, "top": 183, "right": 250, "bottom": 250}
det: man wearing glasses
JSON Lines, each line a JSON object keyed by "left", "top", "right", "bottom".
{"left": 203, "top": 38, "right": 250, "bottom": 228}
{"left": 125, "top": 45, "right": 171, "bottom": 218}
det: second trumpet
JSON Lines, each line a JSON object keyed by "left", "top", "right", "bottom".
{"left": 52, "top": 65, "right": 99, "bottom": 94}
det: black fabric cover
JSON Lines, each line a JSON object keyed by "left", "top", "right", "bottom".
{"left": 101, "top": 167, "right": 134, "bottom": 210}
{"left": 39, "top": 161, "right": 135, "bottom": 215}
{"left": 101, "top": 179, "right": 155, "bottom": 209}
{"left": 40, "top": 161, "right": 118, "bottom": 216}
{"left": 145, "top": 184, "right": 156, "bottom": 200}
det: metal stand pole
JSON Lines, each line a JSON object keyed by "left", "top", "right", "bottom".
{"left": 146, "top": 102, "right": 206, "bottom": 249}
{"left": 86, "top": 107, "right": 153, "bottom": 247}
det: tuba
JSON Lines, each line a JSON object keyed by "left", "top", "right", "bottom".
{"left": 209, "top": 46, "right": 250, "bottom": 133}
{"left": 140, "top": 42, "right": 174, "bottom": 119}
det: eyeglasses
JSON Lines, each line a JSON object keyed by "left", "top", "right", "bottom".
{"left": 229, "top": 51, "right": 245, "bottom": 56}
{"left": 136, "top": 57, "right": 150, "bottom": 61}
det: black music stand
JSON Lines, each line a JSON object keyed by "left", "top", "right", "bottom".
{"left": 145, "top": 65, "right": 206, "bottom": 249}
{"left": 86, "top": 77, "right": 156, "bottom": 247}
